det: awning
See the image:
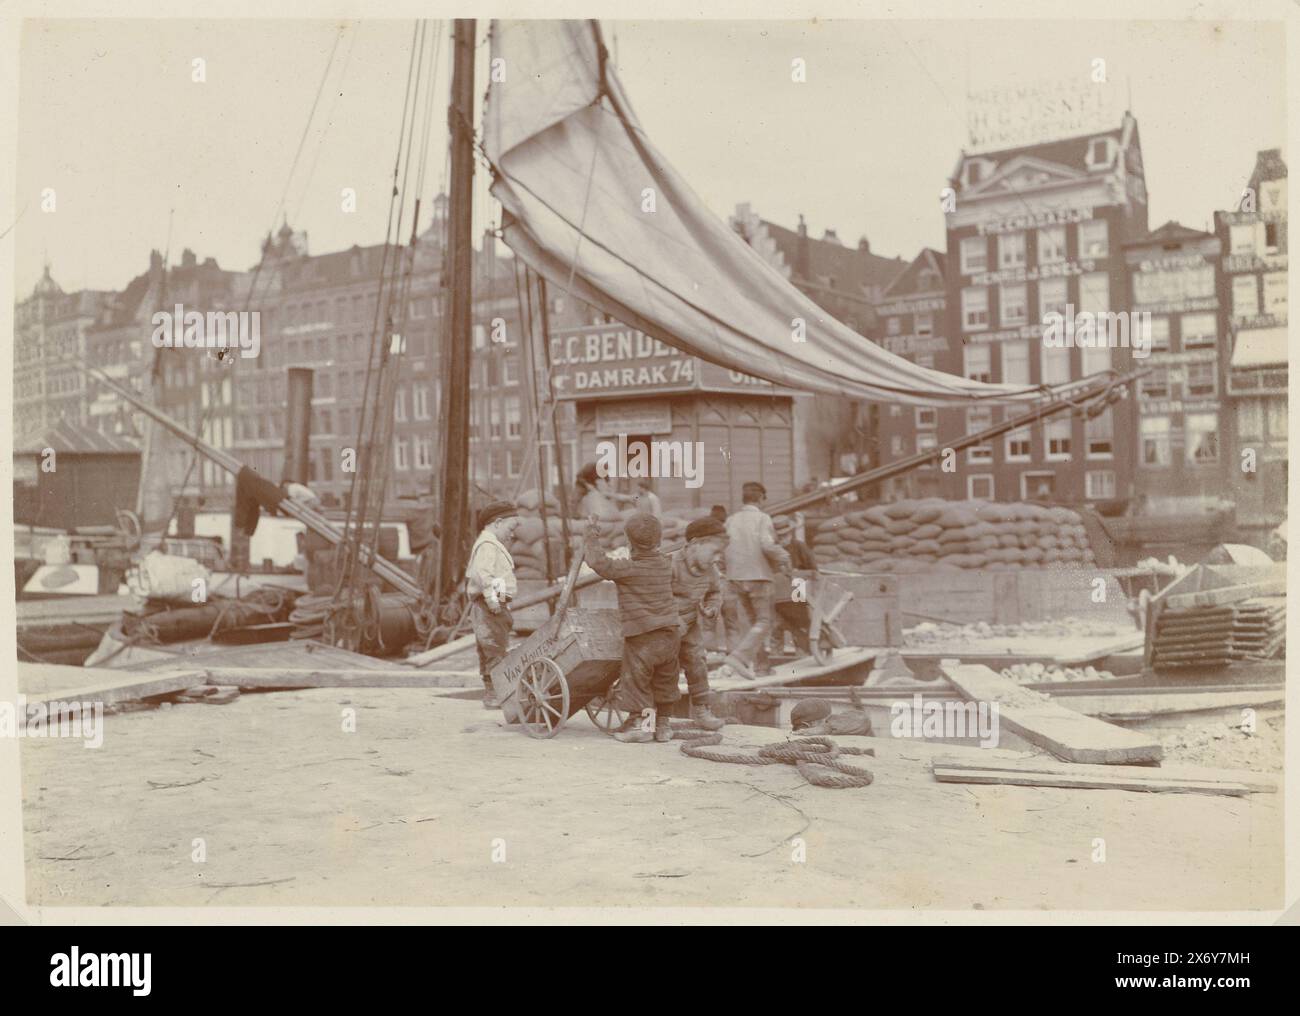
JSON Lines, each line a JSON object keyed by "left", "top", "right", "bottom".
{"left": 483, "top": 20, "right": 1051, "bottom": 407}
{"left": 1231, "top": 327, "right": 1288, "bottom": 370}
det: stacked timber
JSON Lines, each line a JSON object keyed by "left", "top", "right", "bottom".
{"left": 810, "top": 499, "right": 1096, "bottom": 573}
{"left": 1151, "top": 595, "right": 1286, "bottom": 670}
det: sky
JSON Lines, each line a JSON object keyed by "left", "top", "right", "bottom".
{"left": 14, "top": 16, "right": 1287, "bottom": 297}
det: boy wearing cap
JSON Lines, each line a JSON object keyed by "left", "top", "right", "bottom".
{"left": 466, "top": 500, "right": 520, "bottom": 709}
{"left": 584, "top": 512, "right": 681, "bottom": 743}
{"left": 670, "top": 517, "right": 729, "bottom": 731}
{"left": 724, "top": 481, "right": 791, "bottom": 678}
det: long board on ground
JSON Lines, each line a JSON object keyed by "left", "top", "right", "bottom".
{"left": 18, "top": 663, "right": 209, "bottom": 708}
{"left": 931, "top": 754, "right": 1278, "bottom": 794}
{"left": 939, "top": 661, "right": 1163, "bottom": 764}
{"left": 932, "top": 766, "right": 1249, "bottom": 796}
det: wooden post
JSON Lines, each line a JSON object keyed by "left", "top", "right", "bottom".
{"left": 436, "top": 18, "right": 477, "bottom": 603}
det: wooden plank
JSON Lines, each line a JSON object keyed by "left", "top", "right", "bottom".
{"left": 1164, "top": 578, "right": 1285, "bottom": 610}
{"left": 932, "top": 754, "right": 1279, "bottom": 794}
{"left": 195, "top": 667, "right": 481, "bottom": 689}
{"left": 939, "top": 661, "right": 1163, "bottom": 764}
{"left": 932, "top": 766, "right": 1250, "bottom": 797}
{"left": 1053, "top": 631, "right": 1145, "bottom": 666}
{"left": 18, "top": 663, "right": 209, "bottom": 707}
{"left": 1051, "top": 690, "right": 1285, "bottom": 720}
{"left": 710, "top": 646, "right": 876, "bottom": 692}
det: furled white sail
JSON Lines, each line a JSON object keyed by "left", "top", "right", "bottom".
{"left": 484, "top": 19, "right": 1044, "bottom": 406}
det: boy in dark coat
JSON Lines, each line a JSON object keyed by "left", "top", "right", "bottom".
{"left": 584, "top": 512, "right": 681, "bottom": 743}
{"left": 669, "top": 516, "right": 729, "bottom": 730}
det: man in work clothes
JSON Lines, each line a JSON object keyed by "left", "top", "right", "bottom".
{"left": 466, "top": 500, "right": 520, "bottom": 709}
{"left": 584, "top": 512, "right": 681, "bottom": 743}
{"left": 670, "top": 516, "right": 729, "bottom": 730}
{"left": 724, "top": 481, "right": 791, "bottom": 678}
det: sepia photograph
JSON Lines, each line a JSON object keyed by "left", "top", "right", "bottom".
{"left": 0, "top": 0, "right": 1293, "bottom": 937}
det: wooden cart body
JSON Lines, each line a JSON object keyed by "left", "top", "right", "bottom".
{"left": 489, "top": 606, "right": 624, "bottom": 732}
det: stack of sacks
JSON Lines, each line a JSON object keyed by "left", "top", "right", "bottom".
{"left": 809, "top": 498, "right": 1096, "bottom": 574}
{"left": 505, "top": 489, "right": 712, "bottom": 578}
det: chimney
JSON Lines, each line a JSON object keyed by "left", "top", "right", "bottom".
{"left": 858, "top": 236, "right": 871, "bottom": 254}
{"left": 794, "top": 214, "right": 810, "bottom": 281}
{"left": 181, "top": 248, "right": 197, "bottom": 269}
{"left": 822, "top": 228, "right": 840, "bottom": 244}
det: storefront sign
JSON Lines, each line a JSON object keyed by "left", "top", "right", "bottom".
{"left": 549, "top": 323, "right": 786, "bottom": 400}
{"left": 966, "top": 324, "right": 1045, "bottom": 345}
{"left": 595, "top": 402, "right": 673, "bottom": 436}
{"left": 970, "top": 259, "right": 1097, "bottom": 286}
{"left": 977, "top": 206, "right": 1094, "bottom": 236}
{"left": 883, "top": 335, "right": 950, "bottom": 355}
{"left": 1139, "top": 398, "right": 1219, "bottom": 415}
{"left": 1224, "top": 253, "right": 1288, "bottom": 273}
{"left": 876, "top": 296, "right": 946, "bottom": 316}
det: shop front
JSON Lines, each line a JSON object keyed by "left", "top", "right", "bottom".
{"left": 549, "top": 322, "right": 802, "bottom": 512}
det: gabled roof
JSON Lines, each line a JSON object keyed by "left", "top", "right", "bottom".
{"left": 1249, "top": 149, "right": 1287, "bottom": 189}
{"left": 16, "top": 419, "right": 142, "bottom": 456}
{"left": 759, "top": 219, "right": 906, "bottom": 294}
{"left": 951, "top": 117, "right": 1132, "bottom": 194}
{"left": 1124, "top": 220, "right": 1216, "bottom": 248}
{"left": 881, "top": 248, "right": 947, "bottom": 300}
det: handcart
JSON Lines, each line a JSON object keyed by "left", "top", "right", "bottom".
{"left": 488, "top": 533, "right": 628, "bottom": 739}
{"left": 771, "top": 569, "right": 853, "bottom": 665}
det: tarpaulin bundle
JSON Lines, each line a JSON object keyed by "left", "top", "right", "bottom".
{"left": 484, "top": 19, "right": 1047, "bottom": 407}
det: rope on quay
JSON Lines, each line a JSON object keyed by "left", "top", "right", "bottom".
{"left": 673, "top": 725, "right": 875, "bottom": 789}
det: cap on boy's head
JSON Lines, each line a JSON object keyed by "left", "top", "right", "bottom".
{"left": 577, "top": 462, "right": 600, "bottom": 487}
{"left": 685, "top": 517, "right": 727, "bottom": 543}
{"left": 791, "top": 699, "right": 832, "bottom": 731}
{"left": 477, "top": 500, "right": 518, "bottom": 531}
{"left": 624, "top": 512, "right": 662, "bottom": 550}
{"left": 710, "top": 504, "right": 728, "bottom": 521}
{"left": 742, "top": 481, "right": 767, "bottom": 503}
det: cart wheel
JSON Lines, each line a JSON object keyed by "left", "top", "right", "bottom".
{"left": 810, "top": 624, "right": 844, "bottom": 666}
{"left": 586, "top": 682, "right": 628, "bottom": 734}
{"left": 517, "top": 658, "right": 570, "bottom": 739}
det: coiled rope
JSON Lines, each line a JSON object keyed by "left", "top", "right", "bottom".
{"left": 673, "top": 724, "right": 874, "bottom": 789}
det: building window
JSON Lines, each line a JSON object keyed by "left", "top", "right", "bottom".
{"left": 1001, "top": 341, "right": 1030, "bottom": 386}
{"left": 1079, "top": 272, "right": 1109, "bottom": 314}
{"left": 998, "top": 233, "right": 1026, "bottom": 269}
{"left": 1263, "top": 272, "right": 1287, "bottom": 317}
{"left": 1229, "top": 223, "right": 1257, "bottom": 257}
{"left": 1078, "top": 219, "right": 1109, "bottom": 258}
{"left": 916, "top": 433, "right": 937, "bottom": 467}
{"left": 489, "top": 403, "right": 501, "bottom": 440}
{"left": 503, "top": 356, "right": 519, "bottom": 386}
{"left": 473, "top": 324, "right": 486, "bottom": 349}
{"left": 1141, "top": 416, "right": 1171, "bottom": 467}
{"left": 890, "top": 435, "right": 906, "bottom": 457}
{"left": 967, "top": 406, "right": 993, "bottom": 463}
{"left": 393, "top": 439, "right": 410, "bottom": 471}
{"left": 1266, "top": 398, "right": 1287, "bottom": 439}
{"left": 1041, "top": 344, "right": 1070, "bottom": 385}
{"left": 1148, "top": 316, "right": 1170, "bottom": 352}
{"left": 1086, "top": 137, "right": 1114, "bottom": 169}
{"left": 414, "top": 438, "right": 432, "bottom": 470}
{"left": 1185, "top": 413, "right": 1219, "bottom": 464}
{"left": 967, "top": 474, "right": 995, "bottom": 499}
{"left": 1038, "top": 277, "right": 1068, "bottom": 322}
{"left": 1264, "top": 222, "right": 1281, "bottom": 255}
{"left": 1044, "top": 418, "right": 1071, "bottom": 460}
{"left": 1081, "top": 343, "right": 1111, "bottom": 377}
{"left": 962, "top": 287, "right": 989, "bottom": 331}
{"left": 1232, "top": 275, "right": 1259, "bottom": 319}
{"left": 506, "top": 449, "right": 520, "bottom": 477}
{"left": 963, "top": 343, "right": 992, "bottom": 382}
{"left": 1021, "top": 472, "right": 1056, "bottom": 500}
{"left": 1186, "top": 362, "right": 1217, "bottom": 397}
{"left": 394, "top": 388, "right": 407, "bottom": 422}
{"left": 1037, "top": 226, "right": 1067, "bottom": 265}
{"left": 915, "top": 407, "right": 937, "bottom": 429}
{"left": 1000, "top": 284, "right": 1028, "bottom": 326}
{"left": 960, "top": 237, "right": 988, "bottom": 275}
{"left": 1005, "top": 427, "right": 1031, "bottom": 462}
{"left": 1237, "top": 400, "right": 1264, "bottom": 441}
{"left": 505, "top": 395, "right": 522, "bottom": 438}
{"left": 1085, "top": 470, "right": 1116, "bottom": 500}
{"left": 886, "top": 317, "right": 902, "bottom": 336}
{"left": 1181, "top": 313, "right": 1216, "bottom": 349}
{"left": 1086, "top": 408, "right": 1113, "bottom": 457}
{"left": 413, "top": 385, "right": 429, "bottom": 420}
{"left": 914, "top": 313, "right": 934, "bottom": 338}
{"left": 1140, "top": 368, "right": 1170, "bottom": 400}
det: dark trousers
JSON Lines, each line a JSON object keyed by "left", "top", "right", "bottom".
{"left": 470, "top": 600, "right": 513, "bottom": 688}
{"left": 679, "top": 617, "right": 711, "bottom": 703}
{"left": 617, "top": 627, "right": 682, "bottom": 714}
{"left": 728, "top": 579, "right": 774, "bottom": 671}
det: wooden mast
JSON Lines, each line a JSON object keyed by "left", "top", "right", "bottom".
{"left": 436, "top": 18, "right": 477, "bottom": 603}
